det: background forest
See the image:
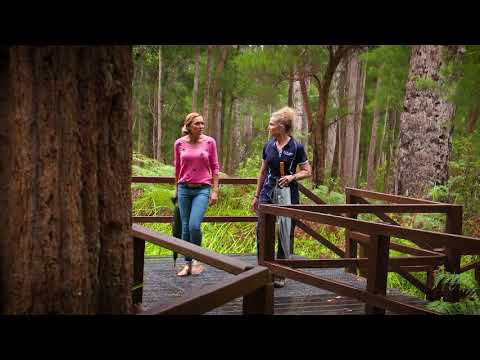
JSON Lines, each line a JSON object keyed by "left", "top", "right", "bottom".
{"left": 131, "top": 45, "right": 480, "bottom": 313}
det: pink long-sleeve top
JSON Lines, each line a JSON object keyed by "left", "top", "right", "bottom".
{"left": 174, "top": 135, "right": 220, "bottom": 186}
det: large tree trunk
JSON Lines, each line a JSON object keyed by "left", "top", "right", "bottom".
{"left": 394, "top": 45, "right": 456, "bottom": 198}
{"left": 156, "top": 45, "right": 162, "bottom": 162}
{"left": 366, "top": 73, "right": 382, "bottom": 190}
{"left": 203, "top": 45, "right": 213, "bottom": 129}
{"left": 192, "top": 46, "right": 200, "bottom": 112}
{"left": 0, "top": 46, "right": 133, "bottom": 314}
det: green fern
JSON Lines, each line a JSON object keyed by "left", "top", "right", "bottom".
{"left": 426, "top": 270, "right": 480, "bottom": 315}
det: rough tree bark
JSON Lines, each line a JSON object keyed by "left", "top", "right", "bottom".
{"left": 0, "top": 46, "right": 133, "bottom": 315}
{"left": 394, "top": 45, "right": 456, "bottom": 198}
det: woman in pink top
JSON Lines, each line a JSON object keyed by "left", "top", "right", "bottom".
{"left": 174, "top": 112, "right": 220, "bottom": 276}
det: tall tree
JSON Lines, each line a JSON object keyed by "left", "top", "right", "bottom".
{"left": 394, "top": 45, "right": 458, "bottom": 197}
{"left": 0, "top": 46, "right": 133, "bottom": 314}
{"left": 192, "top": 46, "right": 200, "bottom": 112}
{"left": 366, "top": 70, "right": 383, "bottom": 189}
{"left": 203, "top": 45, "right": 213, "bottom": 129}
{"left": 210, "top": 46, "right": 230, "bottom": 145}
{"left": 342, "top": 51, "right": 364, "bottom": 188}
{"left": 156, "top": 45, "right": 162, "bottom": 161}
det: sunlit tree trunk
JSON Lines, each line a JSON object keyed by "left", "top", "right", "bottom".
{"left": 0, "top": 46, "right": 133, "bottom": 314}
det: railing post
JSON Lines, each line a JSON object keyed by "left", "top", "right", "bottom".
{"left": 444, "top": 205, "right": 463, "bottom": 303}
{"left": 365, "top": 234, "right": 390, "bottom": 315}
{"left": 243, "top": 281, "right": 274, "bottom": 315}
{"left": 345, "top": 191, "right": 359, "bottom": 275}
{"left": 133, "top": 236, "right": 145, "bottom": 306}
{"left": 258, "top": 211, "right": 276, "bottom": 266}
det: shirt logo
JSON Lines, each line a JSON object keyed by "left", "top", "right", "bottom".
{"left": 282, "top": 151, "right": 294, "bottom": 156}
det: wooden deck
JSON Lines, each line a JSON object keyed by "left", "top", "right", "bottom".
{"left": 142, "top": 254, "right": 429, "bottom": 315}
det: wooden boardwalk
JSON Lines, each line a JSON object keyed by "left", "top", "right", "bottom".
{"left": 142, "top": 254, "right": 429, "bottom": 315}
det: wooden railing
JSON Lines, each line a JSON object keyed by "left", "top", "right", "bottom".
{"left": 132, "top": 224, "right": 273, "bottom": 315}
{"left": 132, "top": 176, "right": 480, "bottom": 315}
{"left": 257, "top": 188, "right": 480, "bottom": 314}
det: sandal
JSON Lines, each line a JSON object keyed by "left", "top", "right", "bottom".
{"left": 191, "top": 260, "right": 204, "bottom": 276}
{"left": 177, "top": 264, "right": 192, "bottom": 277}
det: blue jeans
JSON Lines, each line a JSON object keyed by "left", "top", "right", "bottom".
{"left": 177, "top": 184, "right": 211, "bottom": 263}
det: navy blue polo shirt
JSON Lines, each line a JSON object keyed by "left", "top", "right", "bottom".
{"left": 259, "top": 137, "right": 308, "bottom": 204}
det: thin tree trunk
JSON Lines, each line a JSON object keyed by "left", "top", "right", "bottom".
{"left": 228, "top": 99, "right": 241, "bottom": 174}
{"left": 338, "top": 60, "right": 348, "bottom": 184}
{"left": 203, "top": 45, "right": 213, "bottom": 129}
{"left": 156, "top": 45, "right": 162, "bottom": 162}
{"left": 367, "top": 73, "right": 383, "bottom": 190}
{"left": 343, "top": 54, "right": 360, "bottom": 188}
{"left": 294, "top": 65, "right": 310, "bottom": 153}
{"left": 0, "top": 46, "right": 133, "bottom": 314}
{"left": 353, "top": 54, "right": 366, "bottom": 187}
{"left": 331, "top": 122, "right": 340, "bottom": 178}
{"left": 466, "top": 103, "right": 479, "bottom": 133}
{"left": 224, "top": 95, "right": 235, "bottom": 173}
{"left": 288, "top": 67, "right": 294, "bottom": 107}
{"left": 210, "top": 46, "right": 229, "bottom": 145}
{"left": 192, "top": 46, "right": 200, "bottom": 112}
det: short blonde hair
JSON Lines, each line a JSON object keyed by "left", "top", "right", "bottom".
{"left": 182, "top": 112, "right": 202, "bottom": 135}
{"left": 271, "top": 106, "right": 295, "bottom": 134}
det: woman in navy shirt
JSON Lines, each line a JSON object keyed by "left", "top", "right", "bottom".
{"left": 252, "top": 107, "right": 311, "bottom": 287}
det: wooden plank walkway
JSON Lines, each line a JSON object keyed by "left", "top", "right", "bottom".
{"left": 142, "top": 254, "right": 429, "bottom": 315}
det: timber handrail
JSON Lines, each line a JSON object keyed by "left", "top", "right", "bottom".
{"left": 259, "top": 204, "right": 480, "bottom": 252}
{"left": 133, "top": 224, "right": 253, "bottom": 275}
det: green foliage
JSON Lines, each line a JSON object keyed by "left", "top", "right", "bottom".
{"left": 426, "top": 270, "right": 480, "bottom": 315}
{"left": 414, "top": 75, "right": 437, "bottom": 91}
{"left": 428, "top": 185, "right": 449, "bottom": 203}
{"left": 448, "top": 135, "right": 480, "bottom": 223}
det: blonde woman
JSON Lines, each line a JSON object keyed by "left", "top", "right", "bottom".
{"left": 252, "top": 107, "right": 312, "bottom": 287}
{"left": 174, "top": 112, "right": 220, "bottom": 276}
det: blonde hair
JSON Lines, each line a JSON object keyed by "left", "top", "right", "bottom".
{"left": 182, "top": 112, "right": 202, "bottom": 135}
{"left": 271, "top": 106, "right": 295, "bottom": 134}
